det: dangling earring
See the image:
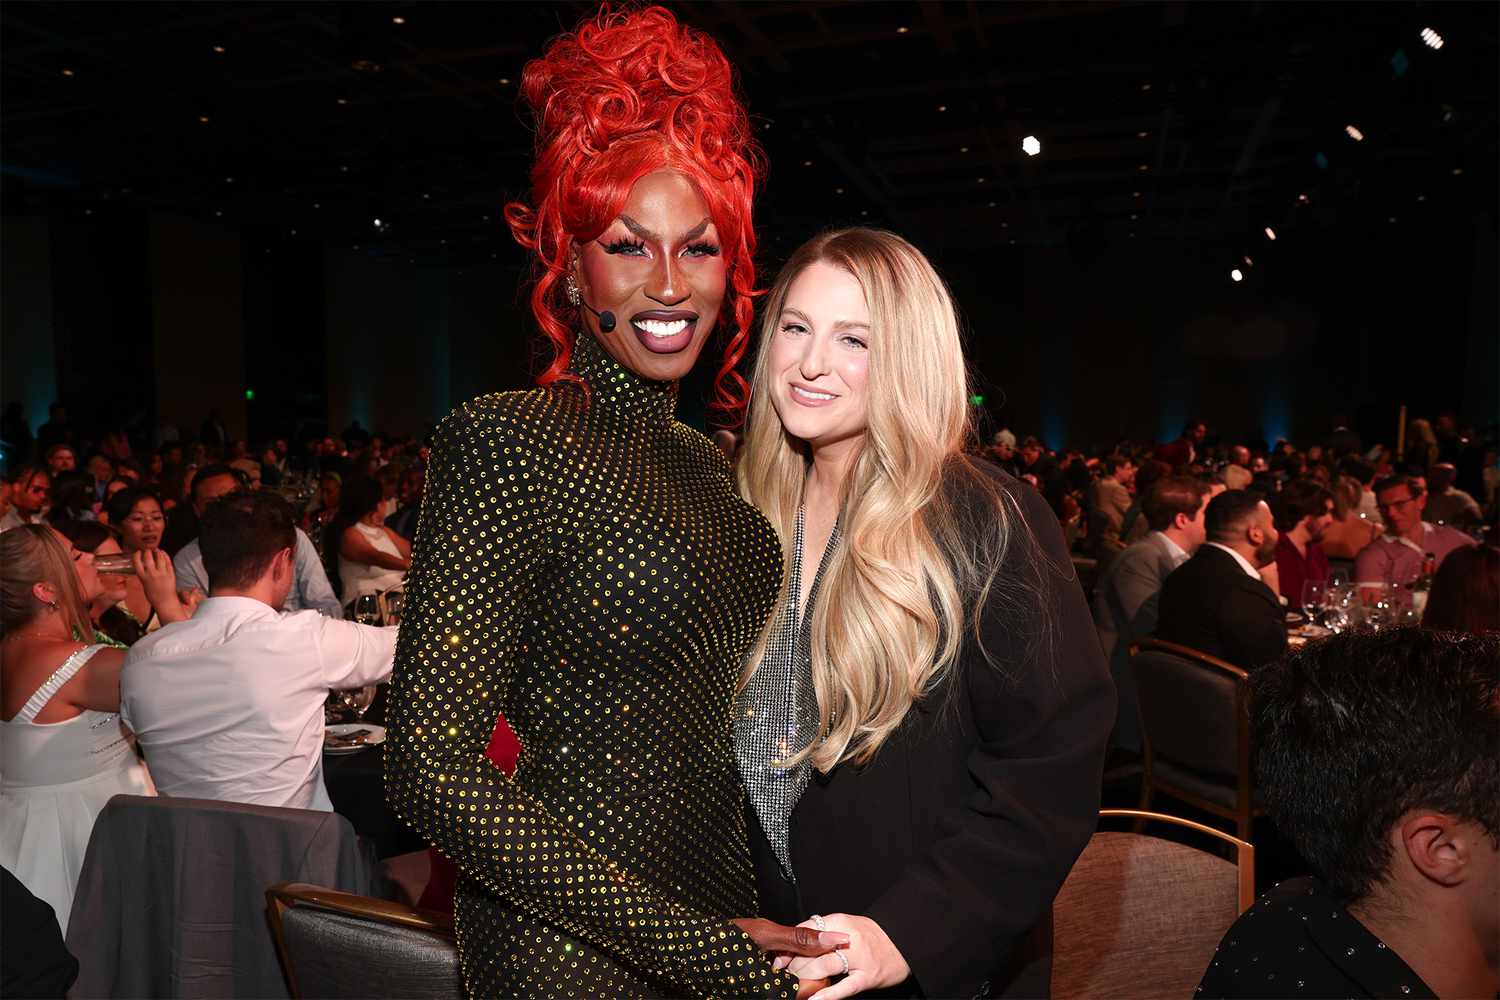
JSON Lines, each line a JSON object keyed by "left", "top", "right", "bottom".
{"left": 565, "top": 274, "right": 581, "bottom": 307}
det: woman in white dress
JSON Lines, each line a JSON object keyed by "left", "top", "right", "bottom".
{"left": 326, "top": 477, "right": 408, "bottom": 607}
{"left": 0, "top": 525, "right": 155, "bottom": 929}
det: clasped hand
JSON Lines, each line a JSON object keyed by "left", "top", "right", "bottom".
{"left": 778, "top": 913, "right": 910, "bottom": 1000}
{"left": 731, "top": 917, "right": 848, "bottom": 1000}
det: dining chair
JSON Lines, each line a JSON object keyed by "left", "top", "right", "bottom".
{"left": 1051, "top": 808, "right": 1254, "bottom": 1000}
{"left": 266, "top": 882, "right": 462, "bottom": 1000}
{"left": 66, "top": 795, "right": 381, "bottom": 999}
{"left": 1129, "top": 637, "right": 1261, "bottom": 841}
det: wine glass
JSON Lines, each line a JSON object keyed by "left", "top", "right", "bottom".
{"left": 1300, "top": 580, "right": 1328, "bottom": 626}
{"left": 383, "top": 590, "right": 404, "bottom": 626}
{"left": 352, "top": 594, "right": 381, "bottom": 626}
{"left": 340, "top": 685, "right": 378, "bottom": 720}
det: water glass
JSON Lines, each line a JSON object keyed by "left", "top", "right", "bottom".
{"left": 93, "top": 552, "right": 136, "bottom": 576}
{"left": 383, "top": 590, "right": 404, "bottom": 626}
{"left": 1300, "top": 580, "right": 1328, "bottom": 624}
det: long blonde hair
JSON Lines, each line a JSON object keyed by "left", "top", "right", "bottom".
{"left": 0, "top": 525, "right": 95, "bottom": 641}
{"left": 740, "top": 228, "right": 1049, "bottom": 771}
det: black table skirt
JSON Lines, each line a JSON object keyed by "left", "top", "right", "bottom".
{"left": 323, "top": 684, "right": 427, "bottom": 860}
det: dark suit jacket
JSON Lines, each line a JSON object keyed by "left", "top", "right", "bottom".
{"left": 750, "top": 464, "right": 1115, "bottom": 1000}
{"left": 1154, "top": 545, "right": 1287, "bottom": 670}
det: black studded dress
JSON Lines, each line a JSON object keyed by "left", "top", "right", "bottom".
{"left": 385, "top": 333, "right": 793, "bottom": 999}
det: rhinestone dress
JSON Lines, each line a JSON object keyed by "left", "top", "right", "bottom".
{"left": 385, "top": 333, "right": 792, "bottom": 999}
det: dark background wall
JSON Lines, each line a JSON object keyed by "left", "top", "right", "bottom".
{"left": 1, "top": 201, "right": 1494, "bottom": 452}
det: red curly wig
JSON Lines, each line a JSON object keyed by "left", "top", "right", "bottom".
{"left": 503, "top": 5, "right": 764, "bottom": 421}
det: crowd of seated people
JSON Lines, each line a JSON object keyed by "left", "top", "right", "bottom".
{"left": 0, "top": 399, "right": 1494, "bottom": 994}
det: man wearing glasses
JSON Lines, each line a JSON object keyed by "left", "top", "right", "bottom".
{"left": 1355, "top": 475, "right": 1475, "bottom": 586}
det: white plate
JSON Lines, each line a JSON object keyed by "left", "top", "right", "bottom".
{"left": 325, "top": 723, "right": 386, "bottom": 755}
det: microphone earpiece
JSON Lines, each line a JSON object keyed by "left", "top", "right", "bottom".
{"left": 597, "top": 310, "right": 617, "bottom": 333}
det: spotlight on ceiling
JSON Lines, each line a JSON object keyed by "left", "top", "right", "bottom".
{"left": 1243, "top": 255, "right": 1254, "bottom": 267}
{"left": 392, "top": 16, "right": 406, "bottom": 25}
{"left": 1022, "top": 136, "right": 1041, "bottom": 156}
{"left": 1345, "top": 125, "right": 1365, "bottom": 141}
{"left": 1420, "top": 27, "right": 1444, "bottom": 49}
{"left": 212, "top": 45, "right": 226, "bottom": 54}
{"left": 896, "top": 25, "right": 909, "bottom": 34}
{"left": 1264, "top": 227, "right": 1277, "bottom": 240}
{"left": 1230, "top": 269, "right": 1244, "bottom": 283}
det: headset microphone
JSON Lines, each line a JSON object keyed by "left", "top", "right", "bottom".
{"left": 580, "top": 299, "right": 617, "bottom": 333}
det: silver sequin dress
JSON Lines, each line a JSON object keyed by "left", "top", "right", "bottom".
{"left": 385, "top": 333, "right": 793, "bottom": 999}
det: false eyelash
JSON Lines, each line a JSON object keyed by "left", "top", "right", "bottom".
{"left": 684, "top": 241, "right": 720, "bottom": 257}
{"left": 602, "top": 237, "right": 647, "bottom": 254}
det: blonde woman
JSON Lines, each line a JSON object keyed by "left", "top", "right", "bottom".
{"left": 735, "top": 229, "right": 1114, "bottom": 1000}
{"left": 0, "top": 526, "right": 156, "bottom": 926}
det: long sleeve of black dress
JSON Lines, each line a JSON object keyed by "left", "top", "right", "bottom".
{"left": 385, "top": 335, "right": 794, "bottom": 999}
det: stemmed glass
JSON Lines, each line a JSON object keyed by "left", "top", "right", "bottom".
{"left": 383, "top": 590, "right": 404, "bottom": 626}
{"left": 1300, "top": 580, "right": 1328, "bottom": 627}
{"left": 352, "top": 594, "right": 381, "bottom": 626}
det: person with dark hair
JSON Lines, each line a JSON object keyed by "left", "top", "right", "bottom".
{"left": 325, "top": 476, "right": 408, "bottom": 607}
{"left": 54, "top": 519, "right": 149, "bottom": 647}
{"left": 102, "top": 487, "right": 192, "bottom": 634}
{"left": 1087, "top": 453, "right": 1136, "bottom": 564}
{"left": 384, "top": 465, "right": 425, "bottom": 542}
{"left": 1155, "top": 490, "right": 1287, "bottom": 670}
{"left": 42, "top": 470, "right": 98, "bottom": 525}
{"left": 43, "top": 443, "right": 75, "bottom": 476}
{"left": 1355, "top": 475, "right": 1475, "bottom": 587}
{"left": 120, "top": 491, "right": 395, "bottom": 810}
{"left": 1121, "top": 458, "right": 1174, "bottom": 545}
{"left": 1422, "top": 544, "right": 1500, "bottom": 634}
{"left": 1094, "top": 476, "right": 1213, "bottom": 751}
{"left": 1423, "top": 462, "right": 1482, "bottom": 530}
{"left": 0, "top": 466, "right": 49, "bottom": 533}
{"left": 1272, "top": 479, "right": 1334, "bottom": 607}
{"left": 172, "top": 464, "right": 340, "bottom": 617}
{"left": 1198, "top": 629, "right": 1498, "bottom": 999}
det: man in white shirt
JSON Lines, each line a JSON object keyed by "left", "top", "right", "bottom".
{"left": 123, "top": 490, "right": 395, "bottom": 811}
{"left": 1093, "top": 476, "right": 1212, "bottom": 751}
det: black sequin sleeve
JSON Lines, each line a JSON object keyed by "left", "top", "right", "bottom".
{"left": 385, "top": 397, "right": 792, "bottom": 999}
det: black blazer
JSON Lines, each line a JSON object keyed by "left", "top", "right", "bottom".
{"left": 1154, "top": 545, "right": 1287, "bottom": 670}
{"left": 750, "top": 464, "right": 1115, "bottom": 1000}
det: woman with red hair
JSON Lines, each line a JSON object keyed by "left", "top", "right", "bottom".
{"left": 385, "top": 7, "right": 841, "bottom": 997}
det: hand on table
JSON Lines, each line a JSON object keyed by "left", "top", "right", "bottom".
{"left": 783, "top": 913, "right": 909, "bottom": 1000}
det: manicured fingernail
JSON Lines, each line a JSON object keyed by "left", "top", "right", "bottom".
{"left": 822, "top": 932, "right": 849, "bottom": 946}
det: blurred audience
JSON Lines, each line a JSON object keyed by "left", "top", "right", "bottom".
{"left": 1199, "top": 629, "right": 1497, "bottom": 999}
{"left": 326, "top": 477, "right": 409, "bottom": 606}
{"left": 173, "top": 464, "right": 341, "bottom": 618}
{"left": 1423, "top": 462, "right": 1482, "bottom": 530}
{"left": 1421, "top": 543, "right": 1499, "bottom": 634}
{"left": 1271, "top": 479, "right": 1333, "bottom": 606}
{"left": 122, "top": 491, "right": 395, "bottom": 810}
{"left": 1355, "top": 475, "right": 1475, "bottom": 587}
{"left": 44, "top": 444, "right": 76, "bottom": 476}
{"left": 1093, "top": 476, "right": 1211, "bottom": 751}
{"left": 1087, "top": 453, "right": 1135, "bottom": 565}
{"left": 0, "top": 466, "right": 50, "bottom": 533}
{"left": 1156, "top": 489, "right": 1287, "bottom": 670}
{"left": 0, "top": 526, "right": 157, "bottom": 926}
{"left": 1321, "top": 474, "right": 1381, "bottom": 561}
{"left": 103, "top": 488, "right": 194, "bottom": 633}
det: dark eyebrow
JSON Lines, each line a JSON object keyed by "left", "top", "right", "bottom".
{"left": 618, "top": 215, "right": 713, "bottom": 243}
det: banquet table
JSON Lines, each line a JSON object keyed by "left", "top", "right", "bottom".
{"left": 323, "top": 684, "right": 427, "bottom": 859}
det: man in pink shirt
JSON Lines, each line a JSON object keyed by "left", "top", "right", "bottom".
{"left": 1355, "top": 475, "right": 1475, "bottom": 586}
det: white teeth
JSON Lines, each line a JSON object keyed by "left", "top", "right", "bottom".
{"left": 634, "top": 318, "right": 690, "bottom": 337}
{"left": 791, "top": 385, "right": 835, "bottom": 401}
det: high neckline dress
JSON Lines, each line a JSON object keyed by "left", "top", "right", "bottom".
{"left": 386, "top": 333, "right": 793, "bottom": 998}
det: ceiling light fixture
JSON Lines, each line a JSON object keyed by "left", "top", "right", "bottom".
{"left": 198, "top": 115, "right": 211, "bottom": 124}
{"left": 960, "top": 146, "right": 970, "bottom": 153}
{"left": 1264, "top": 227, "right": 1277, "bottom": 240}
{"left": 896, "top": 26, "right": 909, "bottom": 34}
{"left": 1420, "top": 27, "right": 1444, "bottom": 49}
{"left": 1137, "top": 164, "right": 1149, "bottom": 171}
{"left": 498, "top": 77, "right": 511, "bottom": 85}
{"left": 937, "top": 105, "right": 947, "bottom": 112}
{"left": 1021, "top": 135, "right": 1041, "bottom": 156}
{"left": 1345, "top": 124, "right": 1365, "bottom": 141}
{"left": 1137, "top": 131, "right": 1149, "bottom": 139}
{"left": 1230, "top": 269, "right": 1243, "bottom": 282}
{"left": 392, "top": 16, "right": 406, "bottom": 25}
{"left": 212, "top": 45, "right": 226, "bottom": 54}
{"left": 61, "top": 68, "right": 75, "bottom": 77}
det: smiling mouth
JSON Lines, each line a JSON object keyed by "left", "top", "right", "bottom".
{"left": 629, "top": 310, "right": 699, "bottom": 354}
{"left": 789, "top": 383, "right": 839, "bottom": 405}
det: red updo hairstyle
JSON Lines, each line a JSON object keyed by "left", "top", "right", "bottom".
{"left": 504, "top": 5, "right": 764, "bottom": 421}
